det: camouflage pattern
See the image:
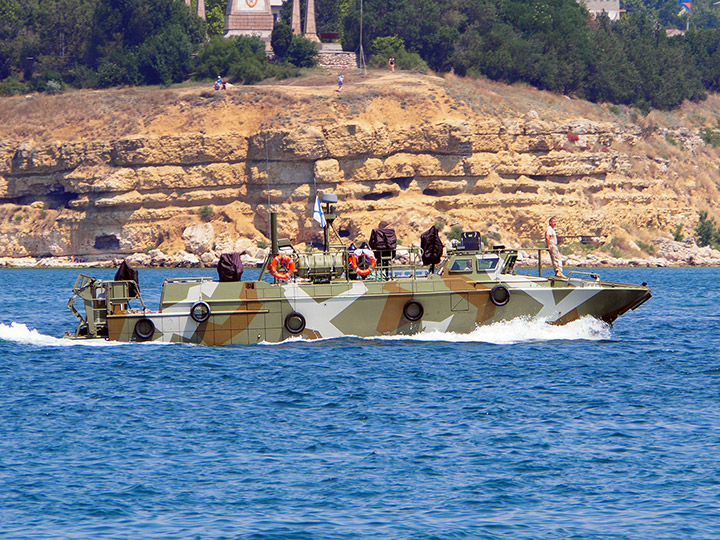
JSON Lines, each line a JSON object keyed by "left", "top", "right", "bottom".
{"left": 65, "top": 245, "right": 651, "bottom": 345}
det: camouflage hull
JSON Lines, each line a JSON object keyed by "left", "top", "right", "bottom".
{"left": 66, "top": 206, "right": 651, "bottom": 346}
{"left": 69, "top": 270, "right": 651, "bottom": 345}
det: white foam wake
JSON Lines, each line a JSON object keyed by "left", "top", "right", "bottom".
{"left": 262, "top": 316, "right": 612, "bottom": 346}
{"left": 376, "top": 316, "right": 611, "bottom": 344}
{"left": 0, "top": 322, "right": 121, "bottom": 347}
{"left": 2, "top": 317, "right": 610, "bottom": 348}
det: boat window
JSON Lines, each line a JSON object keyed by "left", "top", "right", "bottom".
{"left": 477, "top": 256, "right": 499, "bottom": 270}
{"left": 449, "top": 258, "right": 474, "bottom": 273}
{"left": 502, "top": 254, "right": 517, "bottom": 273}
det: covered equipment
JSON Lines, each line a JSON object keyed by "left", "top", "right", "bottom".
{"left": 114, "top": 259, "right": 139, "bottom": 297}
{"left": 420, "top": 226, "right": 444, "bottom": 266}
{"left": 217, "top": 252, "right": 244, "bottom": 282}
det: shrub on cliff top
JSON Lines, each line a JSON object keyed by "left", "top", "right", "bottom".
{"left": 695, "top": 210, "right": 720, "bottom": 248}
{"left": 0, "top": 76, "right": 28, "bottom": 96}
{"left": 285, "top": 35, "right": 319, "bottom": 69}
{"left": 199, "top": 205, "right": 213, "bottom": 222}
{"left": 271, "top": 21, "right": 293, "bottom": 62}
{"left": 195, "top": 35, "right": 284, "bottom": 85}
{"left": 368, "top": 36, "right": 428, "bottom": 72}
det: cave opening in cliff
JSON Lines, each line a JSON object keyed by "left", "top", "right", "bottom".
{"left": 7, "top": 184, "right": 78, "bottom": 209}
{"left": 393, "top": 177, "right": 414, "bottom": 189}
{"left": 363, "top": 192, "right": 394, "bottom": 201}
{"left": 94, "top": 234, "right": 120, "bottom": 251}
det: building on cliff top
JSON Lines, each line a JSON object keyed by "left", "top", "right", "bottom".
{"left": 223, "top": 0, "right": 317, "bottom": 43}
{"left": 224, "top": 0, "right": 275, "bottom": 41}
{"left": 224, "top": 0, "right": 355, "bottom": 67}
{"left": 578, "top": 0, "right": 622, "bottom": 21}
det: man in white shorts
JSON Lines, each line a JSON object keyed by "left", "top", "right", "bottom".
{"left": 545, "top": 217, "right": 566, "bottom": 278}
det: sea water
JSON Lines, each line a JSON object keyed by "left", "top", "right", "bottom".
{"left": 0, "top": 267, "right": 719, "bottom": 539}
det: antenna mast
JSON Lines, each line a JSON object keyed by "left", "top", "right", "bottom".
{"left": 359, "top": 0, "right": 366, "bottom": 75}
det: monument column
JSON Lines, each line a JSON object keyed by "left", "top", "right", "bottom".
{"left": 291, "top": 0, "right": 302, "bottom": 35}
{"left": 304, "top": 0, "right": 320, "bottom": 43}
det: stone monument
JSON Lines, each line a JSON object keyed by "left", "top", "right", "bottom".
{"left": 291, "top": 0, "right": 301, "bottom": 34}
{"left": 304, "top": 0, "right": 320, "bottom": 43}
{"left": 224, "top": 0, "right": 274, "bottom": 41}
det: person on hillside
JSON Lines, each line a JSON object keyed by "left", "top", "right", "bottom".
{"left": 545, "top": 216, "right": 566, "bottom": 278}
{"left": 214, "top": 76, "right": 226, "bottom": 90}
{"left": 389, "top": 56, "right": 395, "bottom": 72}
{"left": 337, "top": 73, "right": 344, "bottom": 92}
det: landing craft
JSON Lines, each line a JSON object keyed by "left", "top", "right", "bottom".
{"left": 65, "top": 195, "right": 651, "bottom": 345}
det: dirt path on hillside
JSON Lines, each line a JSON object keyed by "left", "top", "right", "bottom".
{"left": 4, "top": 69, "right": 720, "bottom": 144}
{"left": 0, "top": 70, "right": 461, "bottom": 142}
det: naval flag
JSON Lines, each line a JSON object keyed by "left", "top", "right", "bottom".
{"left": 313, "top": 196, "right": 326, "bottom": 227}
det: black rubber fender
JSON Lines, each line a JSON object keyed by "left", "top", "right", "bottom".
{"left": 489, "top": 285, "right": 510, "bottom": 306}
{"left": 285, "top": 312, "right": 306, "bottom": 334}
{"left": 134, "top": 318, "right": 155, "bottom": 340}
{"left": 403, "top": 300, "right": 424, "bottom": 322}
{"left": 190, "top": 301, "right": 211, "bottom": 323}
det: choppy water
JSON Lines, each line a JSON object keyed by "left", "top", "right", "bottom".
{"left": 1, "top": 267, "right": 719, "bottom": 539}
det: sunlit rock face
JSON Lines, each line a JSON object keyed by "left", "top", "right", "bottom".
{"left": 0, "top": 76, "right": 714, "bottom": 261}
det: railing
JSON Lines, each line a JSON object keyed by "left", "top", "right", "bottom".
{"left": 286, "top": 245, "right": 426, "bottom": 283}
{"left": 369, "top": 246, "right": 424, "bottom": 281}
{"left": 106, "top": 280, "right": 146, "bottom": 312}
{"left": 517, "top": 249, "right": 604, "bottom": 281}
{"left": 567, "top": 271, "right": 600, "bottom": 281}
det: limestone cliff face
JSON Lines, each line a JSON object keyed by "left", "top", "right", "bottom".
{"left": 1, "top": 73, "right": 719, "bottom": 259}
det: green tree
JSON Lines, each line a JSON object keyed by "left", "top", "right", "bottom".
{"left": 196, "top": 35, "right": 274, "bottom": 85}
{"left": 695, "top": 210, "right": 720, "bottom": 248}
{"left": 228, "top": 35, "right": 269, "bottom": 83}
{"left": 0, "top": 0, "right": 22, "bottom": 79}
{"left": 279, "top": 0, "right": 343, "bottom": 35}
{"left": 583, "top": 13, "right": 642, "bottom": 104}
{"left": 88, "top": 0, "right": 205, "bottom": 86}
{"left": 285, "top": 34, "right": 318, "bottom": 67}
{"left": 195, "top": 35, "right": 241, "bottom": 80}
{"left": 616, "top": 12, "right": 703, "bottom": 110}
{"left": 450, "top": 0, "right": 592, "bottom": 92}
{"left": 205, "top": 0, "right": 226, "bottom": 37}
{"left": 368, "top": 35, "right": 427, "bottom": 70}
{"left": 341, "top": 0, "right": 449, "bottom": 69}
{"left": 138, "top": 24, "right": 193, "bottom": 85}
{"left": 271, "top": 20, "right": 293, "bottom": 60}
{"left": 685, "top": 27, "right": 720, "bottom": 92}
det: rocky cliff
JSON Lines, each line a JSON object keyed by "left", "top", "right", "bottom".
{"left": 1, "top": 71, "right": 720, "bottom": 264}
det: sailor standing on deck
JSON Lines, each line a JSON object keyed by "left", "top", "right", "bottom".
{"left": 545, "top": 217, "right": 566, "bottom": 278}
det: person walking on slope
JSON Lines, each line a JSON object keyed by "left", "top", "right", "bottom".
{"left": 389, "top": 56, "right": 395, "bottom": 72}
{"left": 545, "top": 217, "right": 566, "bottom": 278}
{"left": 337, "top": 73, "right": 344, "bottom": 92}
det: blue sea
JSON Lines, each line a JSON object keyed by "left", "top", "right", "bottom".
{"left": 1, "top": 266, "right": 719, "bottom": 539}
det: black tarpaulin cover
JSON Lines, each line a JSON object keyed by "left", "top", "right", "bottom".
{"left": 217, "top": 252, "right": 244, "bottom": 282}
{"left": 420, "top": 225, "right": 443, "bottom": 265}
{"left": 370, "top": 227, "right": 397, "bottom": 256}
{"left": 114, "top": 259, "right": 139, "bottom": 297}
{"left": 369, "top": 228, "right": 397, "bottom": 250}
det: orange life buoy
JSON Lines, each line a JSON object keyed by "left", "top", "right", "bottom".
{"left": 269, "top": 254, "right": 295, "bottom": 280}
{"left": 349, "top": 249, "right": 376, "bottom": 277}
